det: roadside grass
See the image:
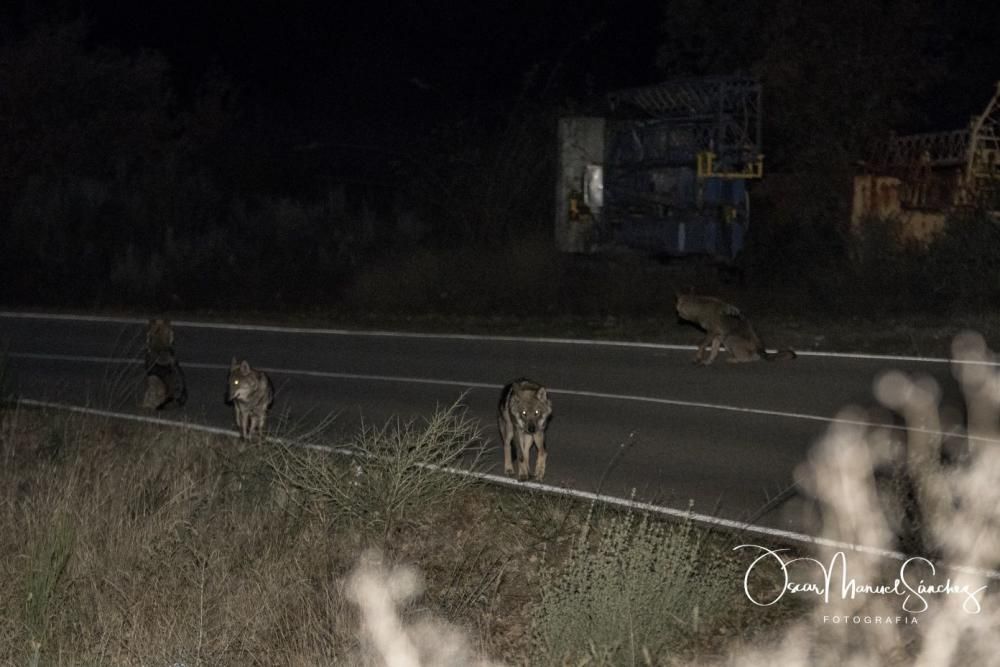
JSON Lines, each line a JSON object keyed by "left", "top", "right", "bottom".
{"left": 267, "top": 398, "right": 487, "bottom": 544}
{"left": 534, "top": 501, "right": 745, "bottom": 664}
{"left": 0, "top": 403, "right": 792, "bottom": 665}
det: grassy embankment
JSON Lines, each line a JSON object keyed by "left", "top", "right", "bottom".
{"left": 0, "top": 399, "right": 794, "bottom": 666}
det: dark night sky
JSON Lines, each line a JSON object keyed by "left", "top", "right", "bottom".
{"left": 52, "top": 0, "right": 664, "bottom": 139}
{"left": 4, "top": 1, "right": 999, "bottom": 142}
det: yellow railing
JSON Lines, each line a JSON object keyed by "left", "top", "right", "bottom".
{"left": 696, "top": 151, "right": 764, "bottom": 179}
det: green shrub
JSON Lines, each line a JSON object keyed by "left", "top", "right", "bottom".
{"left": 534, "top": 504, "right": 738, "bottom": 664}
{"left": 921, "top": 209, "right": 1000, "bottom": 309}
{"left": 843, "top": 215, "right": 926, "bottom": 315}
{"left": 23, "top": 516, "right": 75, "bottom": 647}
{"left": 271, "top": 400, "right": 485, "bottom": 542}
{"left": 343, "top": 236, "right": 565, "bottom": 317}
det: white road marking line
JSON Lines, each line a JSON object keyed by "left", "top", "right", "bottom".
{"left": 10, "top": 351, "right": 998, "bottom": 445}
{"left": 0, "top": 309, "right": 985, "bottom": 365}
{"left": 14, "top": 397, "right": 1000, "bottom": 580}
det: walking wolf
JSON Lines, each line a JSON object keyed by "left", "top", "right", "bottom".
{"left": 226, "top": 358, "right": 274, "bottom": 440}
{"left": 498, "top": 378, "right": 554, "bottom": 480}
{"left": 675, "top": 294, "right": 795, "bottom": 364}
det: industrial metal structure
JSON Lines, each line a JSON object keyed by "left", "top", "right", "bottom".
{"left": 556, "top": 76, "right": 764, "bottom": 259}
{"left": 853, "top": 82, "right": 1000, "bottom": 240}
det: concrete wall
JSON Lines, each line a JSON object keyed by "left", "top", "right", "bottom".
{"left": 555, "top": 117, "right": 605, "bottom": 253}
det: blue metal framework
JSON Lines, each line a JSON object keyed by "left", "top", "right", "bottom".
{"left": 600, "top": 76, "right": 764, "bottom": 259}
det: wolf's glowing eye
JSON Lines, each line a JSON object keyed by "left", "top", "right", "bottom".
{"left": 534, "top": 410, "right": 540, "bottom": 416}
{"left": 520, "top": 410, "right": 527, "bottom": 416}
{"left": 233, "top": 380, "right": 239, "bottom": 385}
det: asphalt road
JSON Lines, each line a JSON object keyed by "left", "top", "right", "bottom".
{"left": 0, "top": 311, "right": 974, "bottom": 536}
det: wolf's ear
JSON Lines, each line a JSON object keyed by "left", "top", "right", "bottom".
{"left": 240, "top": 360, "right": 251, "bottom": 373}
{"left": 230, "top": 357, "right": 239, "bottom": 369}
{"left": 537, "top": 387, "right": 548, "bottom": 403}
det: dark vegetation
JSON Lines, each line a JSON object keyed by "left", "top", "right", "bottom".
{"left": 0, "top": 405, "right": 788, "bottom": 665}
{"left": 1, "top": 2, "right": 998, "bottom": 321}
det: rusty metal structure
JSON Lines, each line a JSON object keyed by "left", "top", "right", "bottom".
{"left": 556, "top": 76, "right": 764, "bottom": 258}
{"left": 855, "top": 82, "right": 1000, "bottom": 238}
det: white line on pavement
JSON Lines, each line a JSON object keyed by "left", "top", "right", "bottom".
{"left": 1, "top": 310, "right": 983, "bottom": 364}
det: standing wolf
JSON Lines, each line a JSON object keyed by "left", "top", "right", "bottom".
{"left": 498, "top": 378, "right": 554, "bottom": 480}
{"left": 141, "top": 318, "right": 188, "bottom": 409}
{"left": 675, "top": 294, "right": 796, "bottom": 365}
{"left": 227, "top": 358, "right": 274, "bottom": 440}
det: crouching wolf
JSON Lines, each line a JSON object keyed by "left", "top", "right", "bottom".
{"left": 498, "top": 378, "right": 553, "bottom": 480}
{"left": 227, "top": 358, "right": 274, "bottom": 440}
{"left": 141, "top": 318, "right": 188, "bottom": 409}
{"left": 675, "top": 294, "right": 796, "bottom": 365}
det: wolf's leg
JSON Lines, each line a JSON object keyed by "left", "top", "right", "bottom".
{"left": 172, "top": 361, "right": 188, "bottom": 406}
{"left": 252, "top": 410, "right": 266, "bottom": 439}
{"left": 500, "top": 418, "right": 515, "bottom": 475}
{"left": 703, "top": 335, "right": 722, "bottom": 364}
{"left": 694, "top": 334, "right": 713, "bottom": 364}
{"left": 517, "top": 432, "right": 533, "bottom": 480}
{"left": 533, "top": 432, "right": 547, "bottom": 480}
{"left": 726, "top": 347, "right": 759, "bottom": 362}
{"left": 724, "top": 337, "right": 745, "bottom": 363}
{"left": 235, "top": 405, "right": 248, "bottom": 439}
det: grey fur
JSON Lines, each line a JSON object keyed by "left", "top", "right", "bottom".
{"left": 497, "top": 378, "right": 553, "bottom": 480}
{"left": 227, "top": 358, "right": 274, "bottom": 440}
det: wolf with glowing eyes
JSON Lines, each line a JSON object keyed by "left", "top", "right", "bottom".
{"left": 498, "top": 378, "right": 553, "bottom": 480}
{"left": 226, "top": 358, "right": 274, "bottom": 440}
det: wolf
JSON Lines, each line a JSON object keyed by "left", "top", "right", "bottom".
{"left": 141, "top": 318, "right": 187, "bottom": 409}
{"left": 141, "top": 375, "right": 169, "bottom": 410}
{"left": 675, "top": 294, "right": 796, "bottom": 365}
{"left": 145, "top": 318, "right": 176, "bottom": 366}
{"left": 498, "top": 378, "right": 553, "bottom": 480}
{"left": 227, "top": 358, "right": 274, "bottom": 440}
